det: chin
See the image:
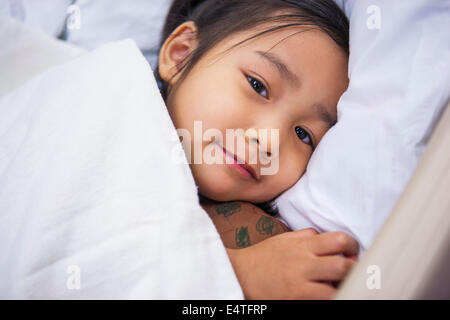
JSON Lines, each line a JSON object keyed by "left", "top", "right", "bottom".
{"left": 197, "top": 180, "right": 234, "bottom": 202}
{"left": 193, "top": 167, "right": 237, "bottom": 202}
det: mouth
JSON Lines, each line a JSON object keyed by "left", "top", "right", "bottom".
{"left": 220, "top": 146, "right": 258, "bottom": 181}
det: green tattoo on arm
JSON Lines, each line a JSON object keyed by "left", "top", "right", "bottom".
{"left": 214, "top": 201, "right": 241, "bottom": 218}
{"left": 235, "top": 226, "right": 251, "bottom": 248}
{"left": 256, "top": 215, "right": 281, "bottom": 236}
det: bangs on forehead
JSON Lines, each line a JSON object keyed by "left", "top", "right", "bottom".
{"left": 157, "top": 0, "right": 348, "bottom": 101}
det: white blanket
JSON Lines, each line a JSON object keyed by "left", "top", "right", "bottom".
{"left": 0, "top": 38, "right": 243, "bottom": 299}
{"left": 0, "top": 14, "right": 84, "bottom": 97}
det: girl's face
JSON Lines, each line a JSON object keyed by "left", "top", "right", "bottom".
{"left": 159, "top": 22, "right": 349, "bottom": 203}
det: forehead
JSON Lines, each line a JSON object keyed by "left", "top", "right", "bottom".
{"left": 203, "top": 25, "right": 348, "bottom": 81}
{"left": 210, "top": 24, "right": 340, "bottom": 54}
{"left": 192, "top": 25, "right": 349, "bottom": 123}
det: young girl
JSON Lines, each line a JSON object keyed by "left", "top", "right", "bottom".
{"left": 156, "top": 0, "right": 359, "bottom": 299}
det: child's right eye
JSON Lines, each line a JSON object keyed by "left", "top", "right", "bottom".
{"left": 295, "top": 126, "right": 314, "bottom": 149}
{"left": 247, "top": 75, "right": 269, "bottom": 99}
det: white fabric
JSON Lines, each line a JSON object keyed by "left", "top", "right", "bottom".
{"left": 0, "top": 0, "right": 171, "bottom": 69}
{"left": 0, "top": 37, "right": 243, "bottom": 299}
{"left": 276, "top": 0, "right": 450, "bottom": 251}
{"left": 0, "top": 14, "right": 84, "bottom": 97}
{"left": 65, "top": 0, "right": 171, "bottom": 69}
{"left": 0, "top": 0, "right": 70, "bottom": 36}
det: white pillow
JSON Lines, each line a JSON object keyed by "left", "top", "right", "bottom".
{"left": 64, "top": 0, "right": 171, "bottom": 69}
{"left": 276, "top": 0, "right": 450, "bottom": 251}
{"left": 0, "top": 0, "right": 170, "bottom": 69}
{"left": 0, "top": 0, "right": 70, "bottom": 37}
{"left": 0, "top": 14, "right": 84, "bottom": 97}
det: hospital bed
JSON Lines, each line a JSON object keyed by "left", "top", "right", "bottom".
{"left": 0, "top": 0, "right": 449, "bottom": 299}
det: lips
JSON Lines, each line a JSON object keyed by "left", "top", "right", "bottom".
{"left": 221, "top": 146, "right": 259, "bottom": 180}
{"left": 240, "top": 161, "right": 258, "bottom": 181}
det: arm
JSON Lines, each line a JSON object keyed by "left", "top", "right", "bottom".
{"left": 201, "top": 199, "right": 359, "bottom": 299}
{"left": 201, "top": 200, "right": 290, "bottom": 249}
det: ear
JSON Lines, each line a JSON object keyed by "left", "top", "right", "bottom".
{"left": 158, "top": 21, "right": 198, "bottom": 85}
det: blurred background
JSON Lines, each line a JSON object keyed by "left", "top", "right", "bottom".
{"left": 0, "top": 0, "right": 171, "bottom": 69}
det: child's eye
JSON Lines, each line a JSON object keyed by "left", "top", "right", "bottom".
{"left": 295, "top": 126, "right": 314, "bottom": 148}
{"left": 247, "top": 75, "right": 269, "bottom": 99}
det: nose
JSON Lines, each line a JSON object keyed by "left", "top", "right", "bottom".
{"left": 245, "top": 127, "right": 275, "bottom": 158}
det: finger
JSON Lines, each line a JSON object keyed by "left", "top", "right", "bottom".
{"left": 307, "top": 256, "right": 356, "bottom": 282}
{"left": 306, "top": 231, "right": 359, "bottom": 256}
{"left": 298, "top": 282, "right": 336, "bottom": 300}
{"left": 292, "top": 227, "right": 319, "bottom": 240}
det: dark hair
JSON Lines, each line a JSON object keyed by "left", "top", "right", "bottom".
{"left": 155, "top": 0, "right": 349, "bottom": 216}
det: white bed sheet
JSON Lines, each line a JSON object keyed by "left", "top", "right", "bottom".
{"left": 0, "top": 30, "right": 243, "bottom": 298}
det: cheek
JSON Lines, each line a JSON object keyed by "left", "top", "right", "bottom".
{"left": 275, "top": 151, "right": 309, "bottom": 191}
{"left": 170, "top": 75, "right": 251, "bottom": 159}
{"left": 169, "top": 64, "right": 251, "bottom": 132}
{"left": 191, "top": 164, "right": 229, "bottom": 199}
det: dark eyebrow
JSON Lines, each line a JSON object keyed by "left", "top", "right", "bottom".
{"left": 314, "top": 103, "right": 337, "bottom": 129}
{"left": 255, "top": 51, "right": 300, "bottom": 88}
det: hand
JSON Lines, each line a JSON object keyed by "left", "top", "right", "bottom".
{"left": 226, "top": 228, "right": 359, "bottom": 299}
